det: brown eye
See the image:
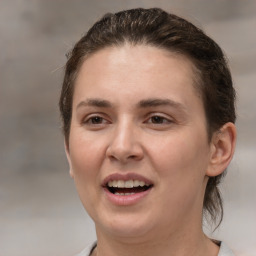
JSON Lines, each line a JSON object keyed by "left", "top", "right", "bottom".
{"left": 148, "top": 115, "right": 171, "bottom": 124}
{"left": 83, "top": 115, "right": 109, "bottom": 126}
{"left": 150, "top": 116, "right": 165, "bottom": 124}
{"left": 90, "top": 116, "right": 104, "bottom": 124}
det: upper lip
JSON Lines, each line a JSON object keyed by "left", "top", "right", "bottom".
{"left": 102, "top": 173, "right": 154, "bottom": 187}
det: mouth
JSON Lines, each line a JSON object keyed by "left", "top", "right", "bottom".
{"left": 106, "top": 180, "right": 153, "bottom": 195}
{"left": 102, "top": 173, "right": 154, "bottom": 196}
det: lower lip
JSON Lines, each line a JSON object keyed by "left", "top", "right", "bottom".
{"left": 103, "top": 187, "right": 153, "bottom": 206}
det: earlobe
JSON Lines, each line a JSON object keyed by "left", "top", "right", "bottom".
{"left": 64, "top": 140, "right": 74, "bottom": 178}
{"left": 206, "top": 122, "right": 236, "bottom": 177}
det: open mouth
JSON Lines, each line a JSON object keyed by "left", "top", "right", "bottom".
{"left": 106, "top": 180, "right": 153, "bottom": 196}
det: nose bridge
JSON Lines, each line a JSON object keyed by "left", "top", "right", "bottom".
{"left": 106, "top": 117, "right": 143, "bottom": 162}
{"left": 115, "top": 118, "right": 133, "bottom": 147}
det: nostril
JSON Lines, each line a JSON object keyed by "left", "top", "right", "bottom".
{"left": 107, "top": 150, "right": 143, "bottom": 162}
{"left": 106, "top": 137, "right": 144, "bottom": 162}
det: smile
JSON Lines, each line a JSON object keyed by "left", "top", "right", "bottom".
{"left": 102, "top": 173, "right": 154, "bottom": 204}
{"left": 107, "top": 180, "right": 152, "bottom": 195}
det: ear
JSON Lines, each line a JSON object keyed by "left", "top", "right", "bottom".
{"left": 64, "top": 140, "right": 74, "bottom": 178}
{"left": 206, "top": 122, "right": 236, "bottom": 177}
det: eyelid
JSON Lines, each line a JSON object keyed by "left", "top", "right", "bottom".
{"left": 82, "top": 113, "right": 111, "bottom": 125}
{"left": 144, "top": 112, "right": 174, "bottom": 124}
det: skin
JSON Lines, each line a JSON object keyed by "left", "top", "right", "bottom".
{"left": 65, "top": 44, "right": 236, "bottom": 256}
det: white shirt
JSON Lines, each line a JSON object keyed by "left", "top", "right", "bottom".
{"left": 75, "top": 241, "right": 235, "bottom": 256}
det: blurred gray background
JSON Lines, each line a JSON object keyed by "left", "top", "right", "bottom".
{"left": 0, "top": 0, "right": 255, "bottom": 255}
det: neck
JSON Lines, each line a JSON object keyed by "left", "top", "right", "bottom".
{"left": 93, "top": 225, "right": 219, "bottom": 256}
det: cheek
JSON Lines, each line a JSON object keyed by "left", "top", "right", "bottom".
{"left": 149, "top": 132, "right": 210, "bottom": 193}
{"left": 151, "top": 137, "right": 209, "bottom": 219}
{"left": 68, "top": 132, "right": 107, "bottom": 203}
{"left": 152, "top": 133, "right": 208, "bottom": 168}
{"left": 69, "top": 132, "right": 105, "bottom": 173}
{"left": 68, "top": 134, "right": 106, "bottom": 214}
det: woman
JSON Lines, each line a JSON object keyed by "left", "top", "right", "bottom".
{"left": 59, "top": 8, "right": 237, "bottom": 256}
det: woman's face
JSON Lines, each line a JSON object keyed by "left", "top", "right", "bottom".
{"left": 66, "top": 45, "right": 214, "bottom": 239}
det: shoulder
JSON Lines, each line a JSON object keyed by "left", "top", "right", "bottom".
{"left": 74, "top": 241, "right": 235, "bottom": 256}
{"left": 218, "top": 241, "right": 235, "bottom": 256}
{"left": 73, "top": 242, "right": 96, "bottom": 256}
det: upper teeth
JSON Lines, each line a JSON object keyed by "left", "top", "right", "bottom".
{"left": 107, "top": 180, "right": 149, "bottom": 188}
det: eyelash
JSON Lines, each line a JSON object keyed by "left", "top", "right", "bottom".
{"left": 82, "top": 113, "right": 174, "bottom": 128}
{"left": 145, "top": 115, "right": 173, "bottom": 125}
{"left": 83, "top": 115, "right": 110, "bottom": 126}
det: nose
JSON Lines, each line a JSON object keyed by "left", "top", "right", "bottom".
{"left": 106, "top": 121, "right": 144, "bottom": 163}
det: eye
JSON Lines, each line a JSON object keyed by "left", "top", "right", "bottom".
{"left": 146, "top": 115, "right": 172, "bottom": 124}
{"left": 88, "top": 116, "right": 104, "bottom": 124}
{"left": 149, "top": 116, "right": 168, "bottom": 124}
{"left": 83, "top": 115, "right": 110, "bottom": 126}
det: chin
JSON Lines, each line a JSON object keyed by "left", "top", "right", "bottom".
{"left": 96, "top": 212, "right": 154, "bottom": 239}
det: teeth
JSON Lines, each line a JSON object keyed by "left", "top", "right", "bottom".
{"left": 139, "top": 181, "right": 145, "bottom": 187}
{"left": 125, "top": 180, "right": 133, "bottom": 188}
{"left": 107, "top": 180, "right": 150, "bottom": 188}
{"left": 134, "top": 180, "right": 140, "bottom": 187}
{"left": 117, "top": 180, "right": 124, "bottom": 187}
{"left": 115, "top": 192, "right": 136, "bottom": 196}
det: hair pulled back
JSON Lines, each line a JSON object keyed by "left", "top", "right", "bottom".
{"left": 59, "top": 8, "right": 236, "bottom": 227}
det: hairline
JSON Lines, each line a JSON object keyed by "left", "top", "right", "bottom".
{"left": 65, "top": 42, "right": 210, "bottom": 143}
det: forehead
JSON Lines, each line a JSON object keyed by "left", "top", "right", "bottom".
{"left": 74, "top": 44, "right": 202, "bottom": 106}
{"left": 81, "top": 44, "right": 197, "bottom": 74}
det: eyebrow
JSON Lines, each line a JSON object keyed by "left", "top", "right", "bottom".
{"left": 76, "top": 98, "right": 112, "bottom": 109}
{"left": 76, "top": 97, "right": 187, "bottom": 112}
{"left": 137, "top": 98, "right": 187, "bottom": 112}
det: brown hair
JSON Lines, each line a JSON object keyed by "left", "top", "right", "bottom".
{"left": 59, "top": 8, "right": 236, "bottom": 227}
